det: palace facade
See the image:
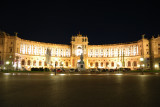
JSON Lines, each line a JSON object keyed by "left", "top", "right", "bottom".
{"left": 0, "top": 31, "right": 160, "bottom": 71}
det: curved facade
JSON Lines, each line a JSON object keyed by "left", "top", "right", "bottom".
{"left": 0, "top": 31, "right": 160, "bottom": 71}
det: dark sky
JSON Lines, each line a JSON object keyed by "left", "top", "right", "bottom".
{"left": 0, "top": 0, "right": 160, "bottom": 45}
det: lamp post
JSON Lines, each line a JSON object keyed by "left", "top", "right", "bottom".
{"left": 140, "top": 58, "right": 144, "bottom": 75}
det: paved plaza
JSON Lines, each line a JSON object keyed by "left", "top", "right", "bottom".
{"left": 0, "top": 72, "right": 160, "bottom": 107}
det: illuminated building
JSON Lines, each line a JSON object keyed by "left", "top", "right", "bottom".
{"left": 0, "top": 31, "right": 160, "bottom": 70}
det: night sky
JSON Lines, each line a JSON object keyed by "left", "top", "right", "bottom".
{"left": 0, "top": 1, "right": 160, "bottom": 45}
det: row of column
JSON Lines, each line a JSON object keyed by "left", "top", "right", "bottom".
{"left": 20, "top": 44, "right": 71, "bottom": 57}
{"left": 89, "top": 45, "right": 139, "bottom": 57}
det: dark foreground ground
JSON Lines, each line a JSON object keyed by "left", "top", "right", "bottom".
{"left": 0, "top": 72, "right": 160, "bottom": 107}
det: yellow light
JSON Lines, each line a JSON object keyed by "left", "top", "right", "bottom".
{"left": 59, "top": 74, "right": 66, "bottom": 75}
{"left": 137, "top": 64, "right": 140, "bottom": 67}
{"left": 140, "top": 58, "right": 144, "bottom": 61}
{"left": 155, "top": 64, "right": 158, "bottom": 68}
{"left": 6, "top": 61, "right": 10, "bottom": 65}
{"left": 115, "top": 74, "right": 123, "bottom": 75}
{"left": 142, "top": 64, "right": 145, "bottom": 67}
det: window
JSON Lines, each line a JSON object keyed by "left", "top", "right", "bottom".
{"left": 101, "top": 62, "right": 103, "bottom": 67}
{"left": 39, "top": 61, "right": 42, "bottom": 66}
{"left": 133, "top": 61, "right": 137, "bottom": 67}
{"left": 44, "top": 62, "right": 47, "bottom": 66}
{"left": 158, "top": 48, "right": 160, "bottom": 54}
{"left": 21, "top": 60, "right": 25, "bottom": 65}
{"left": 128, "top": 61, "right": 131, "bottom": 67}
{"left": 28, "top": 60, "right": 31, "bottom": 65}
{"left": 90, "top": 62, "right": 93, "bottom": 67}
{"left": 33, "top": 60, "right": 36, "bottom": 66}
{"left": 95, "top": 62, "right": 98, "bottom": 67}
{"left": 66, "top": 62, "right": 68, "bottom": 66}
{"left": 10, "top": 48, "right": 12, "bottom": 53}
{"left": 55, "top": 61, "right": 58, "bottom": 66}
{"left": 111, "top": 62, "right": 114, "bottom": 67}
{"left": 106, "top": 62, "right": 109, "bottom": 67}
{"left": 146, "top": 49, "right": 149, "bottom": 55}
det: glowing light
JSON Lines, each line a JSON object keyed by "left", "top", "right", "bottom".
{"left": 137, "top": 64, "right": 140, "bottom": 67}
{"left": 3, "top": 73, "right": 11, "bottom": 75}
{"left": 50, "top": 74, "right": 54, "bottom": 76}
{"left": 59, "top": 74, "right": 66, "bottom": 75}
{"left": 6, "top": 61, "right": 10, "bottom": 65}
{"left": 142, "top": 64, "right": 145, "bottom": 67}
{"left": 115, "top": 73, "right": 123, "bottom": 75}
{"left": 74, "top": 74, "right": 80, "bottom": 75}
{"left": 155, "top": 64, "right": 158, "bottom": 68}
{"left": 140, "top": 58, "right": 144, "bottom": 61}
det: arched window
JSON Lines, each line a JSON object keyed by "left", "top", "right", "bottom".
{"left": 90, "top": 62, "right": 93, "bottom": 67}
{"left": 21, "top": 60, "right": 25, "bottom": 65}
{"left": 111, "top": 62, "right": 114, "bottom": 67}
{"left": 95, "top": 62, "right": 98, "bottom": 67}
{"left": 66, "top": 62, "right": 68, "bottom": 66}
{"left": 27, "top": 60, "right": 31, "bottom": 65}
{"left": 133, "top": 61, "right": 137, "bottom": 67}
{"left": 39, "top": 61, "right": 42, "bottom": 66}
{"left": 60, "top": 61, "right": 63, "bottom": 66}
{"left": 101, "top": 62, "right": 103, "bottom": 67}
{"left": 55, "top": 61, "right": 58, "bottom": 66}
{"left": 44, "top": 62, "right": 47, "bottom": 66}
{"left": 106, "top": 62, "right": 109, "bottom": 67}
{"left": 33, "top": 60, "right": 36, "bottom": 66}
{"left": 128, "top": 61, "right": 131, "bottom": 67}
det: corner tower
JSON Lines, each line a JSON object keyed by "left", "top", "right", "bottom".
{"left": 70, "top": 33, "right": 89, "bottom": 68}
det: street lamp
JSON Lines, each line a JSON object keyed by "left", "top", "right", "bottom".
{"left": 140, "top": 58, "right": 144, "bottom": 62}
{"left": 155, "top": 64, "right": 158, "bottom": 70}
{"left": 6, "top": 61, "right": 10, "bottom": 65}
